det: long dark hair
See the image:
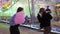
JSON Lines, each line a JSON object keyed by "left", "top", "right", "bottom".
{"left": 17, "top": 7, "right": 23, "bottom": 13}
{"left": 39, "top": 8, "right": 45, "bottom": 13}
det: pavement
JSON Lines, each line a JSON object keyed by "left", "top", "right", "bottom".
{"left": 0, "top": 23, "right": 43, "bottom": 34}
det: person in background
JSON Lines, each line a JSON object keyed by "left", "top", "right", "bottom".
{"left": 46, "top": 6, "right": 51, "bottom": 14}
{"left": 9, "top": 7, "right": 25, "bottom": 34}
{"left": 24, "top": 16, "right": 29, "bottom": 24}
{"left": 37, "top": 8, "right": 52, "bottom": 34}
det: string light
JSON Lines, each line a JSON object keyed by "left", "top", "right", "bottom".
{"left": 43, "top": 0, "right": 45, "bottom": 2}
{"left": 50, "top": 0, "right": 54, "bottom": 2}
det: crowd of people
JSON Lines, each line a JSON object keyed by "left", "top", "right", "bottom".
{"left": 37, "top": 6, "right": 52, "bottom": 34}
{"left": 9, "top": 6, "right": 52, "bottom": 34}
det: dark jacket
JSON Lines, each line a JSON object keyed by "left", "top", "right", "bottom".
{"left": 46, "top": 8, "right": 51, "bottom": 13}
{"left": 37, "top": 13, "right": 52, "bottom": 28}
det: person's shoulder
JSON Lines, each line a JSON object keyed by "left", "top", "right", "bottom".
{"left": 46, "top": 13, "right": 49, "bottom": 14}
{"left": 46, "top": 13, "right": 51, "bottom": 16}
{"left": 37, "top": 13, "right": 40, "bottom": 15}
{"left": 43, "top": 12, "right": 46, "bottom": 14}
{"left": 46, "top": 9, "right": 51, "bottom": 11}
{"left": 43, "top": 13, "right": 49, "bottom": 15}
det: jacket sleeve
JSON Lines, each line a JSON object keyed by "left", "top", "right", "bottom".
{"left": 42, "top": 13, "right": 52, "bottom": 21}
{"left": 37, "top": 14, "right": 40, "bottom": 21}
{"left": 9, "top": 14, "right": 16, "bottom": 26}
{"left": 47, "top": 14, "right": 52, "bottom": 20}
{"left": 37, "top": 14, "right": 42, "bottom": 22}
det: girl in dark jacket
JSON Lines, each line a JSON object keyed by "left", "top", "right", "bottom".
{"left": 37, "top": 8, "right": 52, "bottom": 34}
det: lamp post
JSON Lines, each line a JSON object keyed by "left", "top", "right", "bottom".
{"left": 31, "top": 0, "right": 35, "bottom": 25}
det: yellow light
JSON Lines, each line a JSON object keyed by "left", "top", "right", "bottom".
{"left": 55, "top": 4, "right": 60, "bottom": 6}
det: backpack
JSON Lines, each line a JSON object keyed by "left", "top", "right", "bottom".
{"left": 9, "top": 14, "right": 16, "bottom": 26}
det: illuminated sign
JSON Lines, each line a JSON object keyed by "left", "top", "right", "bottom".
{"left": 2, "top": 0, "right": 18, "bottom": 11}
{"left": 2, "top": 0, "right": 11, "bottom": 10}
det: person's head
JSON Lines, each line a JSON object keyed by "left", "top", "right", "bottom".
{"left": 26, "top": 16, "right": 28, "bottom": 17}
{"left": 17, "top": 7, "right": 23, "bottom": 13}
{"left": 39, "top": 8, "right": 45, "bottom": 14}
{"left": 47, "top": 6, "right": 49, "bottom": 9}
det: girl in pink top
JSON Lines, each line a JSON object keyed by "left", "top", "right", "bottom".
{"left": 10, "top": 7, "right": 25, "bottom": 34}
{"left": 14, "top": 10, "right": 25, "bottom": 24}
